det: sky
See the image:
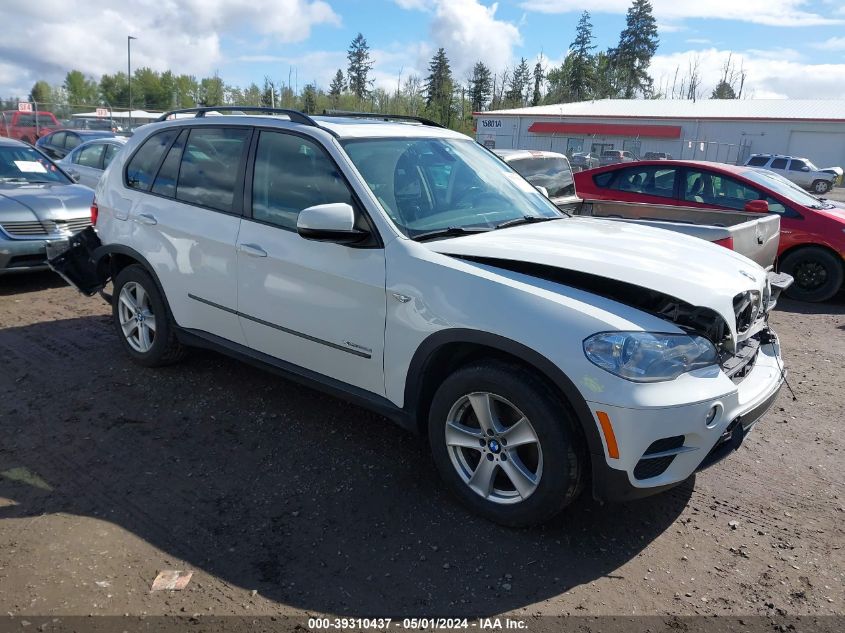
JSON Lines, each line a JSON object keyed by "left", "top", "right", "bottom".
{"left": 0, "top": 0, "right": 844, "bottom": 103}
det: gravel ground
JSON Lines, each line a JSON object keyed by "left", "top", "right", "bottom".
{"left": 0, "top": 272, "right": 842, "bottom": 626}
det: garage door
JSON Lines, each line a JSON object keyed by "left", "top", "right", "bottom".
{"left": 787, "top": 131, "right": 845, "bottom": 168}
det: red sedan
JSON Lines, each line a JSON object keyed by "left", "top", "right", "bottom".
{"left": 574, "top": 160, "right": 845, "bottom": 302}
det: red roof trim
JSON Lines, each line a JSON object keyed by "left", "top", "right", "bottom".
{"left": 472, "top": 112, "right": 845, "bottom": 123}
{"left": 527, "top": 121, "right": 682, "bottom": 138}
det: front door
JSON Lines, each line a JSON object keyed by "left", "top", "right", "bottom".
{"left": 236, "top": 129, "right": 387, "bottom": 396}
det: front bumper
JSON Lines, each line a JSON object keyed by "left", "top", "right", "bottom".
{"left": 0, "top": 236, "right": 66, "bottom": 274}
{"left": 588, "top": 330, "right": 784, "bottom": 503}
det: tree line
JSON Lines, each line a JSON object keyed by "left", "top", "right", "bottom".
{"left": 5, "top": 0, "right": 746, "bottom": 133}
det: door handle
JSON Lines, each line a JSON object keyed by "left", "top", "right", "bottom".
{"left": 136, "top": 213, "right": 158, "bottom": 225}
{"left": 237, "top": 243, "right": 268, "bottom": 258}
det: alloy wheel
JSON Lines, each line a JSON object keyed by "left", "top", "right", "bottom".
{"left": 445, "top": 392, "right": 543, "bottom": 505}
{"left": 118, "top": 281, "right": 157, "bottom": 353}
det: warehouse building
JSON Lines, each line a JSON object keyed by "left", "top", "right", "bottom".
{"left": 474, "top": 99, "right": 845, "bottom": 169}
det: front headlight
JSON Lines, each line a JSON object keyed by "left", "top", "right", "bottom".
{"left": 583, "top": 331, "right": 718, "bottom": 383}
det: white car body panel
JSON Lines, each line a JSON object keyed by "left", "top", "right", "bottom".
{"left": 87, "top": 115, "right": 787, "bottom": 500}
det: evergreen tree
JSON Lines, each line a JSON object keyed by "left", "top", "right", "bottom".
{"left": 302, "top": 83, "right": 317, "bottom": 113}
{"left": 505, "top": 57, "right": 531, "bottom": 106}
{"left": 531, "top": 60, "right": 544, "bottom": 106}
{"left": 424, "top": 48, "right": 454, "bottom": 126}
{"left": 567, "top": 11, "right": 596, "bottom": 102}
{"left": 347, "top": 33, "right": 374, "bottom": 102}
{"left": 199, "top": 75, "right": 224, "bottom": 106}
{"left": 329, "top": 69, "right": 345, "bottom": 105}
{"left": 468, "top": 62, "right": 492, "bottom": 112}
{"left": 610, "top": 0, "right": 659, "bottom": 98}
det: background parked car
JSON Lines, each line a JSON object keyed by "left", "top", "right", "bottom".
{"left": 0, "top": 137, "right": 93, "bottom": 274}
{"left": 599, "top": 149, "right": 637, "bottom": 166}
{"left": 494, "top": 149, "right": 577, "bottom": 206}
{"left": 643, "top": 151, "right": 673, "bottom": 160}
{"left": 36, "top": 129, "right": 115, "bottom": 160}
{"left": 744, "top": 154, "right": 841, "bottom": 194}
{"left": 576, "top": 159, "right": 845, "bottom": 302}
{"left": 0, "top": 111, "right": 62, "bottom": 144}
{"left": 65, "top": 117, "right": 123, "bottom": 133}
{"left": 57, "top": 136, "right": 127, "bottom": 188}
{"left": 569, "top": 151, "right": 600, "bottom": 172}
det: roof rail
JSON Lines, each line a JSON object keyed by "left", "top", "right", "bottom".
{"left": 320, "top": 110, "right": 445, "bottom": 129}
{"left": 154, "top": 106, "right": 318, "bottom": 126}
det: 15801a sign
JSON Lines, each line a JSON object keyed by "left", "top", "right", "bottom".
{"left": 478, "top": 119, "right": 504, "bottom": 129}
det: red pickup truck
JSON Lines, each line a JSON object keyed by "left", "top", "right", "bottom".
{"left": 0, "top": 111, "right": 62, "bottom": 144}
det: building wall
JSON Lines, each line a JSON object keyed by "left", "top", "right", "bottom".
{"left": 474, "top": 115, "right": 845, "bottom": 168}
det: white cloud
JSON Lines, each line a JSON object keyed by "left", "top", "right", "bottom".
{"left": 0, "top": 0, "right": 340, "bottom": 97}
{"left": 650, "top": 48, "right": 845, "bottom": 99}
{"left": 519, "top": 0, "right": 843, "bottom": 27}
{"left": 427, "top": 0, "right": 523, "bottom": 76}
{"left": 813, "top": 36, "right": 845, "bottom": 51}
{"left": 686, "top": 38, "right": 712, "bottom": 45}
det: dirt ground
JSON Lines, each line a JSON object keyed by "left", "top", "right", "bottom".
{"left": 0, "top": 272, "right": 842, "bottom": 628}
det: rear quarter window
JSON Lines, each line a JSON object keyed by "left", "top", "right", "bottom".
{"left": 593, "top": 171, "right": 615, "bottom": 187}
{"left": 125, "top": 129, "right": 179, "bottom": 191}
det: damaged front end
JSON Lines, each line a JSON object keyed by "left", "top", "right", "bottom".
{"left": 456, "top": 256, "right": 792, "bottom": 382}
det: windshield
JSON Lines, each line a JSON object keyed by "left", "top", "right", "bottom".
{"left": 0, "top": 145, "right": 69, "bottom": 184}
{"left": 508, "top": 156, "right": 574, "bottom": 198}
{"left": 342, "top": 138, "right": 563, "bottom": 238}
{"left": 742, "top": 168, "right": 828, "bottom": 208}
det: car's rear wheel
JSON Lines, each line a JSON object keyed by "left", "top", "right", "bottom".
{"left": 112, "top": 265, "right": 185, "bottom": 366}
{"left": 780, "top": 246, "right": 844, "bottom": 303}
{"left": 812, "top": 179, "right": 832, "bottom": 194}
{"left": 428, "top": 361, "right": 584, "bottom": 527}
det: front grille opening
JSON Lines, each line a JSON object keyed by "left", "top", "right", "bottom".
{"left": 7, "top": 255, "right": 47, "bottom": 268}
{"left": 733, "top": 290, "right": 762, "bottom": 335}
{"left": 634, "top": 435, "right": 686, "bottom": 480}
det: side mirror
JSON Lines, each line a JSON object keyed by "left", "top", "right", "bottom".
{"left": 801, "top": 166, "right": 810, "bottom": 172}
{"left": 297, "top": 203, "right": 369, "bottom": 244}
{"left": 69, "top": 172, "right": 81, "bottom": 183}
{"left": 744, "top": 199, "right": 769, "bottom": 213}
{"left": 536, "top": 185, "right": 549, "bottom": 198}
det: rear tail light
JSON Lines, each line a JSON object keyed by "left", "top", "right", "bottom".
{"left": 713, "top": 236, "right": 734, "bottom": 250}
{"left": 91, "top": 199, "right": 99, "bottom": 225}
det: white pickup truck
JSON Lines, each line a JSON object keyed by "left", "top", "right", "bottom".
{"left": 50, "top": 109, "right": 791, "bottom": 526}
{"left": 495, "top": 149, "right": 781, "bottom": 269}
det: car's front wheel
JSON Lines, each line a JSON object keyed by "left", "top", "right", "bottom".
{"left": 812, "top": 179, "right": 832, "bottom": 194}
{"left": 780, "top": 246, "right": 844, "bottom": 303}
{"left": 428, "top": 361, "right": 584, "bottom": 527}
{"left": 112, "top": 265, "right": 185, "bottom": 367}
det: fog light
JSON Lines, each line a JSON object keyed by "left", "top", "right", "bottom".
{"left": 705, "top": 406, "right": 719, "bottom": 426}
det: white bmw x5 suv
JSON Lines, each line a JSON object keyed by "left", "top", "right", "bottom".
{"left": 51, "top": 107, "right": 791, "bottom": 526}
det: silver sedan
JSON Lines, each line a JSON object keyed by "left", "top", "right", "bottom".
{"left": 57, "top": 137, "right": 128, "bottom": 189}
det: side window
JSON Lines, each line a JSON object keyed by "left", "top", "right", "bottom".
{"left": 609, "top": 165, "right": 676, "bottom": 198}
{"left": 746, "top": 156, "right": 768, "bottom": 167}
{"left": 770, "top": 158, "right": 787, "bottom": 169}
{"left": 788, "top": 160, "right": 807, "bottom": 171}
{"left": 251, "top": 131, "right": 355, "bottom": 231}
{"left": 176, "top": 127, "right": 250, "bottom": 213}
{"left": 152, "top": 129, "right": 188, "bottom": 197}
{"left": 125, "top": 129, "right": 178, "bottom": 191}
{"left": 684, "top": 170, "right": 763, "bottom": 210}
{"left": 64, "top": 134, "right": 82, "bottom": 150}
{"left": 593, "top": 171, "right": 615, "bottom": 187}
{"left": 50, "top": 132, "right": 66, "bottom": 147}
{"left": 76, "top": 143, "right": 105, "bottom": 168}
{"left": 103, "top": 143, "right": 121, "bottom": 169}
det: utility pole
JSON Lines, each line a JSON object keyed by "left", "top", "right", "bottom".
{"left": 127, "top": 35, "right": 137, "bottom": 127}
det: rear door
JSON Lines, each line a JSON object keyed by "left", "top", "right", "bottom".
{"left": 236, "top": 128, "right": 386, "bottom": 396}
{"left": 768, "top": 157, "right": 789, "bottom": 182}
{"left": 122, "top": 125, "right": 252, "bottom": 345}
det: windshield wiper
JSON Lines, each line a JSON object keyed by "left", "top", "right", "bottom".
{"left": 494, "top": 215, "right": 561, "bottom": 230}
{"left": 411, "top": 226, "right": 491, "bottom": 242}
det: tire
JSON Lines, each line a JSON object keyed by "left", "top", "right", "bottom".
{"left": 428, "top": 361, "right": 585, "bottom": 527}
{"left": 112, "top": 265, "right": 185, "bottom": 367}
{"left": 811, "top": 180, "right": 832, "bottom": 194}
{"left": 780, "top": 247, "right": 844, "bottom": 303}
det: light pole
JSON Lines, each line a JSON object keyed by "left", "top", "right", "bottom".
{"left": 127, "top": 35, "right": 137, "bottom": 128}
